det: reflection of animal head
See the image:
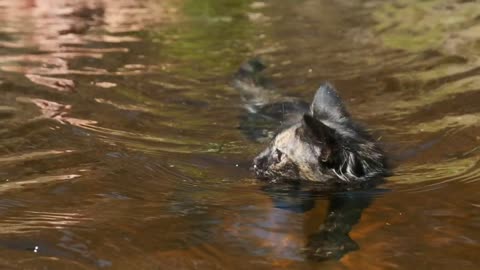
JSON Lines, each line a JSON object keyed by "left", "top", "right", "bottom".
{"left": 253, "top": 84, "right": 388, "bottom": 183}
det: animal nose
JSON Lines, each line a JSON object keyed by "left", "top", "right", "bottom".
{"left": 253, "top": 156, "right": 267, "bottom": 171}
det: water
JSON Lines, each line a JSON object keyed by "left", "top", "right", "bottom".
{"left": 0, "top": 0, "right": 479, "bottom": 269}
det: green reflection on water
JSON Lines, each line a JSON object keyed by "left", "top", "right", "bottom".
{"left": 371, "top": 0, "right": 480, "bottom": 132}
{"left": 101, "top": 0, "right": 266, "bottom": 155}
{"left": 373, "top": 0, "right": 480, "bottom": 55}
{"left": 148, "top": 0, "right": 258, "bottom": 76}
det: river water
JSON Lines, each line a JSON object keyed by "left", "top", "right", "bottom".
{"left": 0, "top": 0, "right": 479, "bottom": 269}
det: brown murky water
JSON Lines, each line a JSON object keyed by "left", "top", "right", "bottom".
{"left": 0, "top": 0, "right": 479, "bottom": 269}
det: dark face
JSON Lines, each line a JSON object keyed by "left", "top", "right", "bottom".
{"left": 253, "top": 119, "right": 334, "bottom": 182}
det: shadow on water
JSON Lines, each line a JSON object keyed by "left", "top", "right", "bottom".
{"left": 260, "top": 181, "right": 388, "bottom": 261}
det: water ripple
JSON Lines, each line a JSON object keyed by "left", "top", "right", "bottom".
{"left": 0, "top": 211, "right": 91, "bottom": 234}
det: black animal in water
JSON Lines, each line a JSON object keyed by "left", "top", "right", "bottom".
{"left": 233, "top": 59, "right": 389, "bottom": 185}
{"left": 233, "top": 59, "right": 389, "bottom": 261}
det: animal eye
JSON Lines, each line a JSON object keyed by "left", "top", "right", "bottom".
{"left": 274, "top": 149, "right": 283, "bottom": 163}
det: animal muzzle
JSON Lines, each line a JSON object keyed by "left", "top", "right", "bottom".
{"left": 252, "top": 155, "right": 268, "bottom": 177}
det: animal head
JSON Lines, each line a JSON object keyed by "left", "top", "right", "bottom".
{"left": 253, "top": 83, "right": 387, "bottom": 183}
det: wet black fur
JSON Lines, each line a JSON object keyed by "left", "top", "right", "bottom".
{"left": 233, "top": 59, "right": 389, "bottom": 184}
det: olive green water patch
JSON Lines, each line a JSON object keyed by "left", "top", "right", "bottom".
{"left": 391, "top": 153, "right": 480, "bottom": 185}
{"left": 406, "top": 113, "right": 480, "bottom": 134}
{"left": 358, "top": 0, "right": 480, "bottom": 180}
{"left": 368, "top": 0, "right": 480, "bottom": 118}
{"left": 391, "top": 76, "right": 480, "bottom": 114}
{"left": 146, "top": 0, "right": 260, "bottom": 77}
{"left": 373, "top": 0, "right": 480, "bottom": 56}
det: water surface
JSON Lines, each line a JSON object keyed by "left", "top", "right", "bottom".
{"left": 0, "top": 0, "right": 479, "bottom": 269}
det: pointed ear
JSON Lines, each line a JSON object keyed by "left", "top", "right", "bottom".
{"left": 303, "top": 114, "right": 336, "bottom": 163}
{"left": 310, "top": 83, "right": 350, "bottom": 123}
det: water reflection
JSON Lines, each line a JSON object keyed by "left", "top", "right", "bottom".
{"left": 258, "top": 182, "right": 387, "bottom": 261}
{"left": 18, "top": 97, "right": 97, "bottom": 126}
{"left": 0, "top": 0, "right": 175, "bottom": 79}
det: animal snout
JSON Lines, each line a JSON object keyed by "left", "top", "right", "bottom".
{"left": 253, "top": 155, "right": 267, "bottom": 173}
